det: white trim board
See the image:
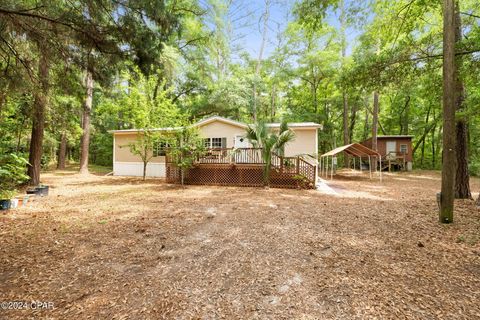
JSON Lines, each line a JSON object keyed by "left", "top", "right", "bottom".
{"left": 113, "top": 162, "right": 166, "bottom": 177}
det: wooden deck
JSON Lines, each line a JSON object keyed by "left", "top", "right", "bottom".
{"left": 166, "top": 148, "right": 316, "bottom": 189}
{"left": 379, "top": 152, "right": 407, "bottom": 171}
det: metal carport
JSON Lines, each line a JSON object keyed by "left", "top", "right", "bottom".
{"left": 319, "top": 143, "right": 382, "bottom": 181}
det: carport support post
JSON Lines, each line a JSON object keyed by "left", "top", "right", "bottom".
{"left": 368, "top": 156, "right": 372, "bottom": 179}
{"left": 331, "top": 155, "right": 334, "bottom": 180}
{"left": 379, "top": 156, "right": 383, "bottom": 181}
{"left": 353, "top": 157, "right": 355, "bottom": 170}
{"left": 320, "top": 157, "right": 323, "bottom": 177}
{"left": 321, "top": 157, "right": 323, "bottom": 177}
{"left": 319, "top": 157, "right": 323, "bottom": 176}
{"left": 325, "top": 157, "right": 328, "bottom": 177}
{"left": 319, "top": 157, "right": 321, "bottom": 177}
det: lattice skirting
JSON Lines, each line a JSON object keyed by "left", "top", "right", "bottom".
{"left": 166, "top": 164, "right": 315, "bottom": 189}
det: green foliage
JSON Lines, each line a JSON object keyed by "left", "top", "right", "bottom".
{"left": 293, "top": 174, "right": 313, "bottom": 189}
{"left": 126, "top": 131, "right": 170, "bottom": 180}
{"left": 0, "top": 0, "right": 480, "bottom": 184}
{"left": 167, "top": 127, "right": 205, "bottom": 185}
{"left": 0, "top": 154, "right": 29, "bottom": 196}
{"left": 245, "top": 121, "right": 295, "bottom": 186}
{"left": 469, "top": 156, "right": 480, "bottom": 177}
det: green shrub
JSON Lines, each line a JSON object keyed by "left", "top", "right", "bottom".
{"left": 0, "top": 154, "right": 30, "bottom": 195}
{"left": 469, "top": 156, "right": 480, "bottom": 176}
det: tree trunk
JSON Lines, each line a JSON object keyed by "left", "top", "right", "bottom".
{"left": 270, "top": 83, "right": 276, "bottom": 122}
{"left": 420, "top": 106, "right": 431, "bottom": 167}
{"left": 440, "top": 0, "right": 456, "bottom": 223}
{"left": 27, "top": 45, "right": 49, "bottom": 186}
{"left": 252, "top": 0, "right": 271, "bottom": 121}
{"left": 363, "top": 98, "right": 369, "bottom": 141}
{"left": 0, "top": 90, "right": 6, "bottom": 122}
{"left": 143, "top": 161, "right": 147, "bottom": 181}
{"left": 79, "top": 69, "right": 94, "bottom": 174}
{"left": 371, "top": 91, "right": 379, "bottom": 151}
{"left": 453, "top": 2, "right": 471, "bottom": 199}
{"left": 57, "top": 132, "right": 67, "bottom": 169}
{"left": 432, "top": 109, "right": 438, "bottom": 168}
{"left": 340, "top": 0, "right": 349, "bottom": 167}
{"left": 403, "top": 96, "right": 410, "bottom": 135}
{"left": 312, "top": 82, "right": 319, "bottom": 114}
{"left": 349, "top": 103, "right": 357, "bottom": 143}
{"left": 343, "top": 92, "right": 349, "bottom": 163}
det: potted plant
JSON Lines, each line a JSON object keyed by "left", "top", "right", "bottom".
{"left": 0, "top": 190, "right": 16, "bottom": 211}
{"left": 1, "top": 153, "right": 30, "bottom": 199}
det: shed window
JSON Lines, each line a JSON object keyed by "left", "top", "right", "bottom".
{"left": 400, "top": 144, "right": 408, "bottom": 154}
{"left": 204, "top": 137, "right": 227, "bottom": 148}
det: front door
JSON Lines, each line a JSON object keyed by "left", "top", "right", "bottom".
{"left": 234, "top": 135, "right": 252, "bottom": 163}
{"left": 386, "top": 141, "right": 396, "bottom": 158}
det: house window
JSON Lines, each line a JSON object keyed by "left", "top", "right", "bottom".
{"left": 204, "top": 137, "right": 226, "bottom": 148}
{"left": 211, "top": 138, "right": 222, "bottom": 148}
{"left": 153, "top": 142, "right": 169, "bottom": 157}
{"left": 400, "top": 144, "right": 408, "bottom": 154}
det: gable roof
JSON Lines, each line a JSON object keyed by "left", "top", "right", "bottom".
{"left": 196, "top": 116, "right": 322, "bottom": 129}
{"left": 109, "top": 115, "right": 321, "bottom": 134}
{"left": 266, "top": 122, "right": 321, "bottom": 128}
{"left": 194, "top": 116, "right": 248, "bottom": 129}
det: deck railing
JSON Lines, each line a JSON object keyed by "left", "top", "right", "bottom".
{"left": 272, "top": 152, "right": 316, "bottom": 181}
{"left": 195, "top": 148, "right": 264, "bottom": 165}
{"left": 167, "top": 147, "right": 317, "bottom": 188}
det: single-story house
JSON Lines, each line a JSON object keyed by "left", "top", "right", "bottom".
{"left": 110, "top": 116, "right": 321, "bottom": 178}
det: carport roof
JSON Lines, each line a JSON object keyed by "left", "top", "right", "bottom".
{"left": 320, "top": 143, "right": 380, "bottom": 158}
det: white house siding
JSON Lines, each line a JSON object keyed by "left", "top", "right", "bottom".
{"left": 285, "top": 128, "right": 318, "bottom": 157}
{"left": 114, "top": 162, "right": 166, "bottom": 178}
{"left": 113, "top": 133, "right": 166, "bottom": 178}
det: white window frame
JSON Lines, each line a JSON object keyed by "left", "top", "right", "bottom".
{"left": 211, "top": 137, "right": 222, "bottom": 148}
{"left": 400, "top": 144, "right": 408, "bottom": 154}
{"left": 204, "top": 137, "right": 226, "bottom": 148}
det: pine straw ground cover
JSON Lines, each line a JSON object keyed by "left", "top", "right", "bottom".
{"left": 0, "top": 170, "right": 479, "bottom": 319}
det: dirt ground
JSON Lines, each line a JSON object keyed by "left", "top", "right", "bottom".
{"left": 1, "top": 169, "right": 479, "bottom": 319}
